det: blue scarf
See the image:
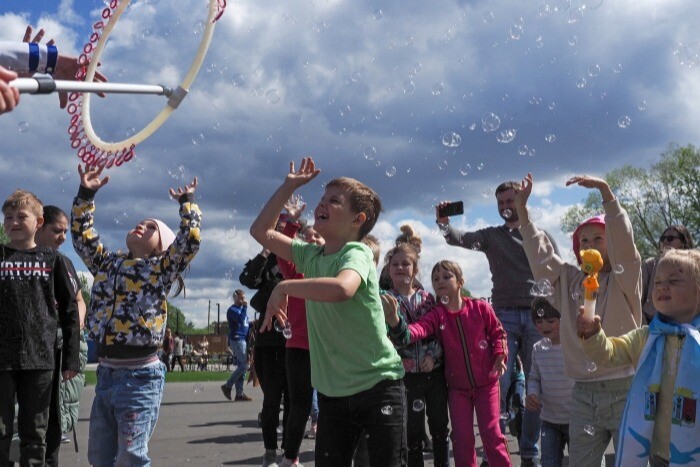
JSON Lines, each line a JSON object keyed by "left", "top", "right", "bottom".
{"left": 616, "top": 314, "right": 700, "bottom": 466}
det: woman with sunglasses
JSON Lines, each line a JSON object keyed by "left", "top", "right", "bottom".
{"left": 641, "top": 224, "right": 695, "bottom": 323}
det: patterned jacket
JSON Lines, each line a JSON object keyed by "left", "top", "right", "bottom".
{"left": 71, "top": 186, "right": 201, "bottom": 359}
{"left": 384, "top": 288, "right": 443, "bottom": 373}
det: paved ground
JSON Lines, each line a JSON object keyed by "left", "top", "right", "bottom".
{"left": 56, "top": 380, "right": 614, "bottom": 466}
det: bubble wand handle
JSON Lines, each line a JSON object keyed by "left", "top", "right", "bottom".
{"left": 579, "top": 248, "right": 603, "bottom": 322}
{"left": 11, "top": 78, "right": 172, "bottom": 96}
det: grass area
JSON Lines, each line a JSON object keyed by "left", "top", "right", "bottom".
{"left": 84, "top": 370, "right": 232, "bottom": 386}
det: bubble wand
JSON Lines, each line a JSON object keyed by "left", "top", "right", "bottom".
{"left": 580, "top": 249, "right": 603, "bottom": 321}
{"left": 11, "top": 0, "right": 227, "bottom": 169}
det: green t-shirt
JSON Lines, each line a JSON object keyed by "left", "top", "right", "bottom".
{"left": 292, "top": 239, "right": 404, "bottom": 397}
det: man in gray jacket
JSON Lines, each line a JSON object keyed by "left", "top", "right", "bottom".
{"left": 436, "top": 181, "right": 560, "bottom": 466}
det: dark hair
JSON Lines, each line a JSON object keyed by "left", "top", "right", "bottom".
{"left": 43, "top": 205, "right": 68, "bottom": 225}
{"left": 495, "top": 181, "right": 519, "bottom": 196}
{"left": 531, "top": 297, "right": 560, "bottom": 323}
{"left": 660, "top": 224, "right": 695, "bottom": 249}
{"left": 326, "top": 177, "right": 383, "bottom": 239}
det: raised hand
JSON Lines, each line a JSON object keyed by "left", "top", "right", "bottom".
{"left": 285, "top": 156, "right": 320, "bottom": 189}
{"left": 169, "top": 177, "right": 198, "bottom": 199}
{"left": 23, "top": 25, "right": 108, "bottom": 108}
{"left": 435, "top": 201, "right": 451, "bottom": 225}
{"left": 284, "top": 194, "right": 306, "bottom": 221}
{"left": 576, "top": 305, "right": 602, "bottom": 339}
{"left": 78, "top": 164, "right": 110, "bottom": 191}
{"left": 514, "top": 172, "right": 533, "bottom": 210}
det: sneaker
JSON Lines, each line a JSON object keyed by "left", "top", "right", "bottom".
{"left": 520, "top": 458, "right": 539, "bottom": 467}
{"left": 235, "top": 393, "right": 253, "bottom": 401}
{"left": 262, "top": 449, "right": 278, "bottom": 467}
{"left": 279, "top": 457, "right": 303, "bottom": 467}
{"left": 305, "top": 422, "right": 317, "bottom": 439}
{"left": 61, "top": 434, "right": 71, "bottom": 444}
{"left": 220, "top": 384, "right": 232, "bottom": 401}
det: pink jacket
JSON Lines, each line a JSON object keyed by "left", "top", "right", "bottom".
{"left": 400, "top": 297, "right": 507, "bottom": 391}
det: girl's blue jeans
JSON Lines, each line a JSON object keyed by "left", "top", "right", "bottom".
{"left": 88, "top": 362, "right": 165, "bottom": 467}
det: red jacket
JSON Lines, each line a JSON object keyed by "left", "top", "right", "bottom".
{"left": 276, "top": 222, "right": 309, "bottom": 350}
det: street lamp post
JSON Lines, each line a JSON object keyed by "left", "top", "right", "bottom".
{"left": 217, "top": 303, "right": 221, "bottom": 335}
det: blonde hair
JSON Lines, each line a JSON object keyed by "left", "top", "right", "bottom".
{"left": 326, "top": 177, "right": 382, "bottom": 239}
{"left": 395, "top": 224, "right": 422, "bottom": 252}
{"left": 2, "top": 189, "right": 43, "bottom": 218}
{"left": 361, "top": 234, "right": 381, "bottom": 266}
{"left": 657, "top": 248, "right": 700, "bottom": 293}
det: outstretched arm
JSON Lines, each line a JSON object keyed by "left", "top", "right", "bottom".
{"left": 250, "top": 157, "right": 320, "bottom": 262}
{"left": 565, "top": 175, "right": 614, "bottom": 203}
{"left": 261, "top": 268, "right": 361, "bottom": 331}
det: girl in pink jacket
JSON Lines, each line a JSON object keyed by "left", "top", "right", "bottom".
{"left": 385, "top": 260, "right": 512, "bottom": 467}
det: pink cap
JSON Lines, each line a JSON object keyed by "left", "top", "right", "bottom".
{"left": 572, "top": 214, "right": 605, "bottom": 264}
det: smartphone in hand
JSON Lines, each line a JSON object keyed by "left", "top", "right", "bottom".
{"left": 438, "top": 201, "right": 464, "bottom": 218}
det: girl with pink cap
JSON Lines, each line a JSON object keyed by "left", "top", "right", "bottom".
{"left": 71, "top": 164, "right": 202, "bottom": 466}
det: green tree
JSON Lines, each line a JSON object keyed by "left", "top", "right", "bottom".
{"left": 166, "top": 302, "right": 196, "bottom": 335}
{"left": 561, "top": 144, "right": 700, "bottom": 259}
{"left": 0, "top": 225, "right": 8, "bottom": 244}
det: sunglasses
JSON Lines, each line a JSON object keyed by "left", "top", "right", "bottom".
{"left": 659, "top": 235, "right": 682, "bottom": 243}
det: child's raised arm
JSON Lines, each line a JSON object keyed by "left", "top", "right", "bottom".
{"left": 565, "top": 175, "right": 614, "bottom": 203}
{"left": 250, "top": 157, "right": 320, "bottom": 262}
{"left": 514, "top": 172, "right": 533, "bottom": 226}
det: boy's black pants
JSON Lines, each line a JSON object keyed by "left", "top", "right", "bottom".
{"left": 0, "top": 369, "right": 54, "bottom": 465}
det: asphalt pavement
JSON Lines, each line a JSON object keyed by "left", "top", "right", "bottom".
{"left": 56, "top": 379, "right": 612, "bottom": 466}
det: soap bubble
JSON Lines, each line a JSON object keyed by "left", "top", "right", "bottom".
{"left": 613, "top": 264, "right": 625, "bottom": 274}
{"left": 496, "top": 129, "right": 517, "bottom": 144}
{"left": 18, "top": 121, "right": 29, "bottom": 133}
{"left": 441, "top": 296, "right": 449, "bottom": 305}
{"left": 479, "top": 340, "right": 489, "bottom": 350}
{"left": 193, "top": 383, "right": 204, "bottom": 394}
{"left": 540, "top": 337, "right": 552, "bottom": 350}
{"left": 545, "top": 134, "right": 557, "bottom": 143}
{"left": 584, "top": 424, "right": 596, "bottom": 436}
{"left": 381, "top": 405, "right": 393, "bottom": 415}
{"left": 617, "top": 116, "right": 631, "bottom": 128}
{"left": 586, "top": 361, "right": 597, "bottom": 372}
{"left": 363, "top": 146, "right": 377, "bottom": 160}
{"left": 385, "top": 166, "right": 397, "bottom": 177}
{"left": 431, "top": 82, "right": 445, "bottom": 96}
{"left": 412, "top": 400, "right": 425, "bottom": 412}
{"left": 482, "top": 113, "right": 501, "bottom": 132}
{"left": 441, "top": 131, "right": 462, "bottom": 148}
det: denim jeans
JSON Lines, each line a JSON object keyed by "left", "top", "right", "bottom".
{"left": 495, "top": 306, "right": 542, "bottom": 459}
{"left": 540, "top": 420, "right": 569, "bottom": 467}
{"left": 315, "top": 379, "right": 407, "bottom": 467}
{"left": 88, "top": 362, "right": 165, "bottom": 467}
{"left": 311, "top": 389, "right": 319, "bottom": 422}
{"left": 0, "top": 370, "right": 54, "bottom": 466}
{"left": 225, "top": 338, "right": 249, "bottom": 395}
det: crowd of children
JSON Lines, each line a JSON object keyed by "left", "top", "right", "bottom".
{"left": 1, "top": 156, "right": 698, "bottom": 467}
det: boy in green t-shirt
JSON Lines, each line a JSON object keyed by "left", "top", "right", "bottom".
{"left": 250, "top": 157, "right": 406, "bottom": 466}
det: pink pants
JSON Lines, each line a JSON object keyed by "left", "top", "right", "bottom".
{"left": 448, "top": 381, "right": 512, "bottom": 467}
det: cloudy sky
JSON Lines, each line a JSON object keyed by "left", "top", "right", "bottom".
{"left": 2, "top": 0, "right": 699, "bottom": 327}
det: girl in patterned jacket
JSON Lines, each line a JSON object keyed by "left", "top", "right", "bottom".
{"left": 385, "top": 260, "right": 511, "bottom": 467}
{"left": 71, "top": 164, "right": 201, "bottom": 466}
{"left": 382, "top": 243, "right": 450, "bottom": 467}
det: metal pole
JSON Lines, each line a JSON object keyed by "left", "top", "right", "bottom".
{"left": 10, "top": 77, "right": 172, "bottom": 96}
{"left": 207, "top": 300, "right": 211, "bottom": 334}
{"left": 176, "top": 312, "right": 180, "bottom": 334}
{"left": 217, "top": 303, "right": 221, "bottom": 335}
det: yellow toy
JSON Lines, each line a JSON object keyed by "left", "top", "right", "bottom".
{"left": 579, "top": 249, "right": 603, "bottom": 320}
